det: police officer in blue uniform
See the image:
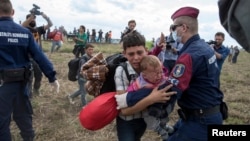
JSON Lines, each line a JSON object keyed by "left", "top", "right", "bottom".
{"left": 166, "top": 6, "right": 224, "bottom": 141}
{"left": 0, "top": 0, "right": 60, "bottom": 140}
{"left": 115, "top": 6, "right": 226, "bottom": 141}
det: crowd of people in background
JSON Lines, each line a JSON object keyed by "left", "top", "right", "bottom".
{"left": 39, "top": 26, "right": 113, "bottom": 44}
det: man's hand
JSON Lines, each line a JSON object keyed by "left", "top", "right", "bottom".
{"left": 115, "top": 93, "right": 128, "bottom": 109}
{"left": 147, "top": 84, "right": 176, "bottom": 104}
{"left": 157, "top": 32, "right": 166, "bottom": 49}
{"left": 50, "top": 80, "right": 60, "bottom": 93}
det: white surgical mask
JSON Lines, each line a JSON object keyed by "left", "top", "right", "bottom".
{"left": 172, "top": 31, "right": 182, "bottom": 43}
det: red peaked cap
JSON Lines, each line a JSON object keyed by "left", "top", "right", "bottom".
{"left": 171, "top": 6, "right": 199, "bottom": 20}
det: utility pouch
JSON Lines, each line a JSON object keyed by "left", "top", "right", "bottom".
{"left": 2, "top": 68, "right": 25, "bottom": 82}
{"left": 177, "top": 109, "right": 187, "bottom": 121}
{"left": 220, "top": 101, "right": 228, "bottom": 120}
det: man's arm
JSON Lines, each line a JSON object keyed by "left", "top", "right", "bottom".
{"left": 41, "top": 12, "right": 53, "bottom": 30}
{"left": 119, "top": 84, "right": 176, "bottom": 115}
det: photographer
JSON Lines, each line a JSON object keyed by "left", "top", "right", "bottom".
{"left": 158, "top": 24, "right": 183, "bottom": 73}
{"left": 22, "top": 5, "right": 52, "bottom": 49}
{"left": 22, "top": 4, "right": 53, "bottom": 96}
{"left": 120, "top": 19, "right": 136, "bottom": 43}
{"left": 211, "top": 32, "right": 230, "bottom": 73}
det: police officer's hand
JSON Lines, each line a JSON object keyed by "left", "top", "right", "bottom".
{"left": 50, "top": 80, "right": 60, "bottom": 93}
{"left": 115, "top": 93, "right": 128, "bottom": 110}
{"left": 147, "top": 84, "right": 176, "bottom": 104}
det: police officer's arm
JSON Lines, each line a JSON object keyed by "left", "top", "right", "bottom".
{"left": 120, "top": 53, "right": 194, "bottom": 115}
{"left": 120, "top": 85, "right": 176, "bottom": 116}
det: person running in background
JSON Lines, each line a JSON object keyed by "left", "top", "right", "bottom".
{"left": 50, "top": 26, "right": 64, "bottom": 53}
{"left": 68, "top": 44, "right": 95, "bottom": 106}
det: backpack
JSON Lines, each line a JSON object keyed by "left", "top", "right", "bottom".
{"left": 67, "top": 56, "right": 88, "bottom": 81}
{"left": 99, "top": 53, "right": 131, "bottom": 94}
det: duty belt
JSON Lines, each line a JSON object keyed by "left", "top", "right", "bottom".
{"left": 181, "top": 105, "right": 220, "bottom": 117}
{"left": 0, "top": 68, "right": 30, "bottom": 86}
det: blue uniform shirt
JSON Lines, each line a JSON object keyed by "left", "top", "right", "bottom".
{"left": 169, "top": 34, "right": 223, "bottom": 109}
{"left": 0, "top": 17, "right": 56, "bottom": 82}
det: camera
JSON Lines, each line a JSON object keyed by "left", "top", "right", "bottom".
{"left": 166, "top": 33, "right": 175, "bottom": 50}
{"left": 206, "top": 40, "right": 217, "bottom": 45}
{"left": 30, "top": 4, "right": 42, "bottom": 15}
{"left": 166, "top": 42, "right": 172, "bottom": 50}
{"left": 123, "top": 27, "right": 131, "bottom": 35}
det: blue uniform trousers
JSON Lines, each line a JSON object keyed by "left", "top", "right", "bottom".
{"left": 0, "top": 82, "right": 34, "bottom": 141}
{"left": 168, "top": 112, "right": 223, "bottom": 141}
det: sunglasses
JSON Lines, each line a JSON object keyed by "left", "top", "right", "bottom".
{"left": 171, "top": 24, "right": 183, "bottom": 31}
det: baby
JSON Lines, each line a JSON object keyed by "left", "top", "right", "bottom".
{"left": 126, "top": 55, "right": 176, "bottom": 140}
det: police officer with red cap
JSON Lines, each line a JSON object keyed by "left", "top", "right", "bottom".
{"left": 165, "top": 6, "right": 225, "bottom": 141}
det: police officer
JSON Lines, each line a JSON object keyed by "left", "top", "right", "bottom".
{"left": 0, "top": 0, "right": 59, "bottom": 140}
{"left": 167, "top": 6, "right": 224, "bottom": 141}
{"left": 22, "top": 7, "right": 53, "bottom": 96}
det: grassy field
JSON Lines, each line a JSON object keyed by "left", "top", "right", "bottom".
{"left": 10, "top": 40, "right": 250, "bottom": 141}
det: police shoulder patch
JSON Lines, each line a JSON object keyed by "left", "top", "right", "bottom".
{"left": 173, "top": 64, "right": 185, "bottom": 78}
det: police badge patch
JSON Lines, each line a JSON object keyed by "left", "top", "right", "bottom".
{"left": 173, "top": 64, "right": 185, "bottom": 77}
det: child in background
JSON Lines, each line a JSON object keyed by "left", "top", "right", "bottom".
{"left": 68, "top": 43, "right": 94, "bottom": 106}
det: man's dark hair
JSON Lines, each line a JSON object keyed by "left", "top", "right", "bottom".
{"left": 0, "top": 0, "right": 12, "bottom": 15}
{"left": 85, "top": 43, "right": 94, "bottom": 49}
{"left": 122, "top": 31, "right": 145, "bottom": 51}
{"left": 215, "top": 32, "right": 225, "bottom": 39}
{"left": 128, "top": 19, "right": 136, "bottom": 25}
{"left": 26, "top": 14, "right": 36, "bottom": 19}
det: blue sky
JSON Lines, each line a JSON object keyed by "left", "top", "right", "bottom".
{"left": 11, "top": 0, "right": 240, "bottom": 47}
